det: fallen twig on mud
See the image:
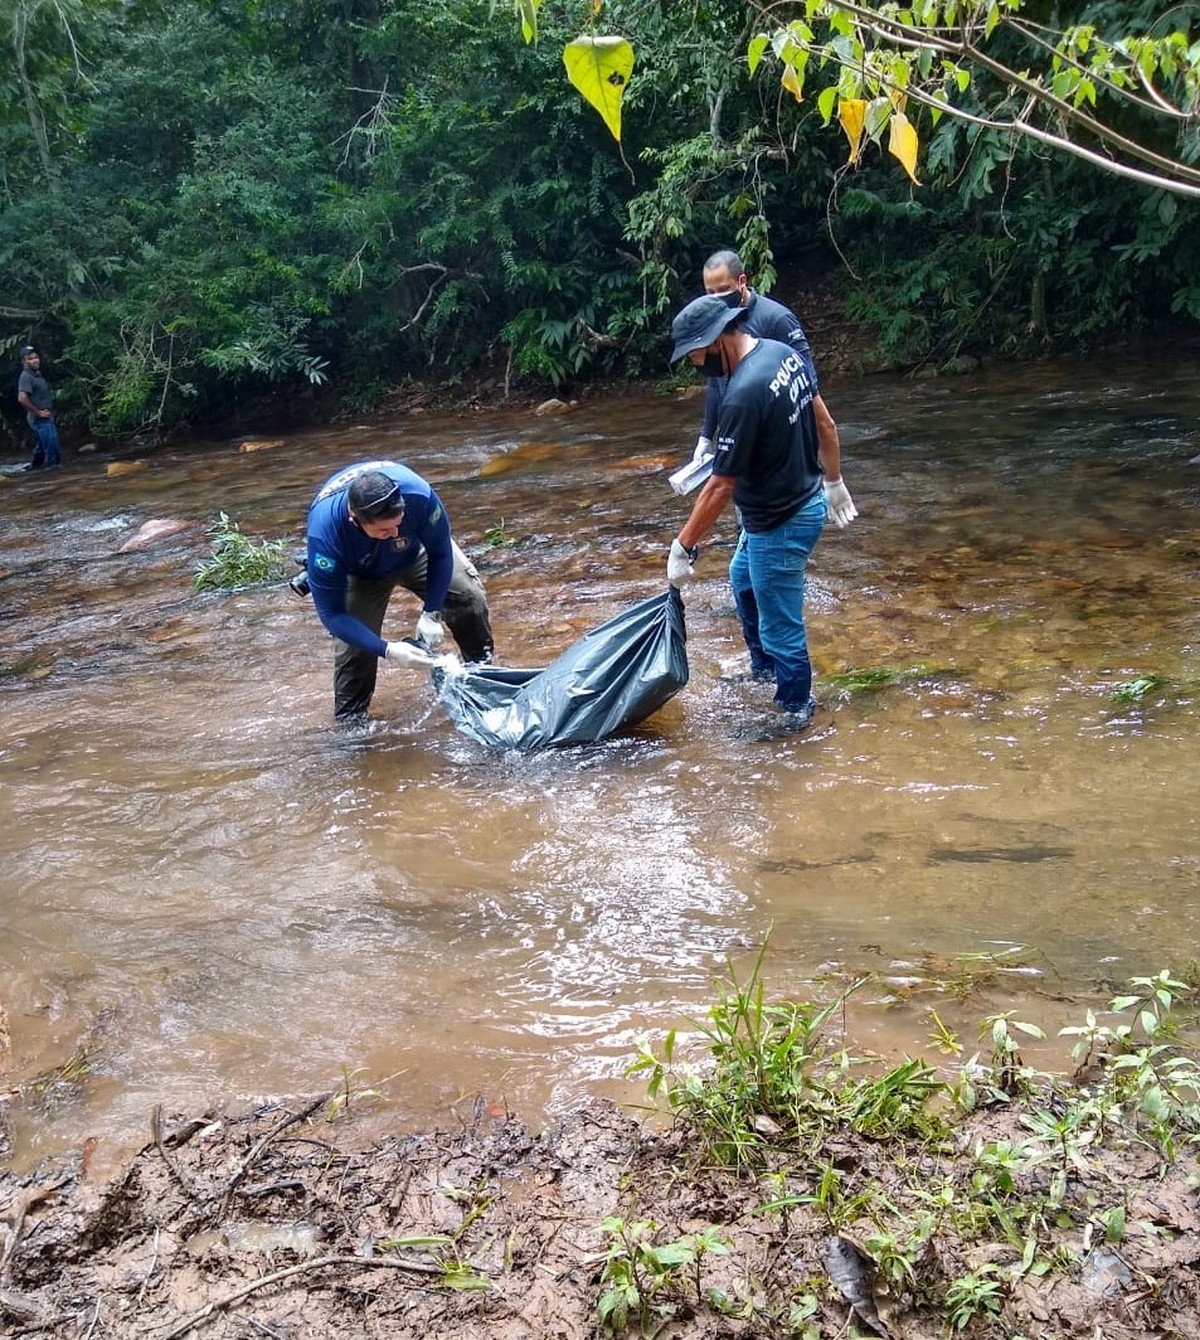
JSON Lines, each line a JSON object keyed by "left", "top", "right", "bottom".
{"left": 0, "top": 1284, "right": 44, "bottom": 1324}
{"left": 161, "top": 1117, "right": 213, "bottom": 1151}
{"left": 217, "top": 1094, "right": 330, "bottom": 1216}
{"left": 0, "top": 1176, "right": 71, "bottom": 1285}
{"left": 159, "top": 1252, "right": 446, "bottom": 1340}
{"left": 241, "top": 1179, "right": 308, "bottom": 1200}
{"left": 151, "top": 1105, "right": 203, "bottom": 1205}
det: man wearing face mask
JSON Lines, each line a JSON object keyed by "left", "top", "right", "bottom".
{"left": 302, "top": 460, "right": 494, "bottom": 723}
{"left": 664, "top": 294, "right": 855, "bottom": 731}
{"left": 689, "top": 248, "right": 814, "bottom": 471}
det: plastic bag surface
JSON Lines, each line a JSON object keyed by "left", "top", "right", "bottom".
{"left": 434, "top": 588, "right": 689, "bottom": 750}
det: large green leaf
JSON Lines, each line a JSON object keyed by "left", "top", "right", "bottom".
{"left": 563, "top": 35, "right": 634, "bottom": 142}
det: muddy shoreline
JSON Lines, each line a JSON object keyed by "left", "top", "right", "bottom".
{"left": 3, "top": 1077, "right": 1198, "bottom": 1339}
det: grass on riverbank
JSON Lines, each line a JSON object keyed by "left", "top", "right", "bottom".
{"left": 610, "top": 949, "right": 1200, "bottom": 1337}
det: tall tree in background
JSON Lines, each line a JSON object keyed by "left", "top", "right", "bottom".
{"left": 1, "top": 0, "right": 1197, "bottom": 440}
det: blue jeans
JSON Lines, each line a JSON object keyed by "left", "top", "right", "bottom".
{"left": 30, "top": 418, "right": 60, "bottom": 469}
{"left": 728, "top": 491, "right": 826, "bottom": 712}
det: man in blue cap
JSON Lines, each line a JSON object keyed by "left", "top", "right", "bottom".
{"left": 303, "top": 459, "right": 493, "bottom": 723}
{"left": 664, "top": 293, "right": 857, "bottom": 731}
{"left": 17, "top": 345, "right": 60, "bottom": 471}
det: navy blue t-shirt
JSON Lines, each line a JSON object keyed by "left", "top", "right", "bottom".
{"left": 700, "top": 291, "right": 812, "bottom": 440}
{"left": 711, "top": 339, "right": 824, "bottom": 533}
{"left": 305, "top": 460, "right": 454, "bottom": 658}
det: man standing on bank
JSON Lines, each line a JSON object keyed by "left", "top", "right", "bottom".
{"left": 665, "top": 294, "right": 857, "bottom": 731}
{"left": 304, "top": 460, "right": 494, "bottom": 723}
{"left": 17, "top": 345, "right": 60, "bottom": 472}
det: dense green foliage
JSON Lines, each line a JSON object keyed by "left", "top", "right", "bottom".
{"left": 1, "top": 0, "right": 1196, "bottom": 441}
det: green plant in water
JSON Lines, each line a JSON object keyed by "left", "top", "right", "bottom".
{"left": 323, "top": 1064, "right": 386, "bottom": 1123}
{"left": 0, "top": 654, "right": 54, "bottom": 679}
{"left": 27, "top": 1043, "right": 97, "bottom": 1114}
{"left": 1111, "top": 674, "right": 1167, "bottom": 703}
{"left": 928, "top": 1009, "right": 962, "bottom": 1055}
{"left": 962, "top": 1012, "right": 1047, "bottom": 1104}
{"left": 194, "top": 512, "right": 290, "bottom": 591}
{"left": 481, "top": 518, "right": 516, "bottom": 549}
{"left": 823, "top": 663, "right": 935, "bottom": 694}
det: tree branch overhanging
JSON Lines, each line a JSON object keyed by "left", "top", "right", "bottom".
{"left": 745, "top": 0, "right": 1200, "bottom": 196}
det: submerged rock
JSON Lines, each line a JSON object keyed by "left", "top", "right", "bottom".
{"left": 533, "top": 398, "right": 572, "bottom": 417}
{"left": 118, "top": 519, "right": 203, "bottom": 553}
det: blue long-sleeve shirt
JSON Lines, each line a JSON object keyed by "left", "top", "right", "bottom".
{"left": 305, "top": 460, "right": 454, "bottom": 658}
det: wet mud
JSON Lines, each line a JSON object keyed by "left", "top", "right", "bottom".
{"left": 1, "top": 1092, "right": 1197, "bottom": 1338}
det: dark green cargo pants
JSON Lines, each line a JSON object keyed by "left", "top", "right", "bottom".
{"left": 333, "top": 541, "right": 493, "bottom": 720}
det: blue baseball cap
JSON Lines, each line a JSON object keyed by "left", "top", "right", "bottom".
{"left": 669, "top": 294, "right": 745, "bottom": 363}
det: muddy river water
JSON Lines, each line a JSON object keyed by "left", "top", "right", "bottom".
{"left": 1, "top": 352, "right": 1198, "bottom": 1167}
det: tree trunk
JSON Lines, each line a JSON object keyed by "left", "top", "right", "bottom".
{"left": 12, "top": 11, "right": 60, "bottom": 191}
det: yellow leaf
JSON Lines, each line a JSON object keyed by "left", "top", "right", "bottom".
{"left": 888, "top": 110, "right": 921, "bottom": 185}
{"left": 781, "top": 63, "right": 803, "bottom": 103}
{"left": 563, "top": 35, "right": 634, "bottom": 142}
{"left": 838, "top": 98, "right": 867, "bottom": 165}
{"left": 515, "top": 0, "right": 541, "bottom": 44}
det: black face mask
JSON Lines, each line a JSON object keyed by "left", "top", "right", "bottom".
{"left": 698, "top": 351, "right": 725, "bottom": 378}
{"left": 715, "top": 289, "right": 743, "bottom": 309}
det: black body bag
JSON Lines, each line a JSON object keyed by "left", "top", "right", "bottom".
{"left": 433, "top": 587, "right": 689, "bottom": 750}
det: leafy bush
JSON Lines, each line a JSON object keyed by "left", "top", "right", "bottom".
{"left": 193, "top": 512, "right": 290, "bottom": 592}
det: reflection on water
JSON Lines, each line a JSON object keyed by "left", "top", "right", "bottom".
{"left": 1, "top": 351, "right": 1198, "bottom": 1165}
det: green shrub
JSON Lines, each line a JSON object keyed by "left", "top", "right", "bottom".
{"left": 193, "top": 512, "right": 290, "bottom": 591}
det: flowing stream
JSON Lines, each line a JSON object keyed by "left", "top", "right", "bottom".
{"left": 1, "top": 351, "right": 1198, "bottom": 1169}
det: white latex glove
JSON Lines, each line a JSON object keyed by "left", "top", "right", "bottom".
{"left": 823, "top": 477, "right": 858, "bottom": 529}
{"left": 385, "top": 640, "right": 436, "bottom": 669}
{"left": 692, "top": 434, "right": 714, "bottom": 465}
{"left": 667, "top": 539, "right": 697, "bottom": 589}
{"left": 415, "top": 611, "right": 445, "bottom": 648}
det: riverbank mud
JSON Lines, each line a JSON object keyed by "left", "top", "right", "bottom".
{"left": 3, "top": 1090, "right": 1198, "bottom": 1338}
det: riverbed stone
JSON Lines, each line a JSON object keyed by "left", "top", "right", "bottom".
{"left": 118, "top": 519, "right": 204, "bottom": 553}
{"left": 533, "top": 398, "right": 571, "bottom": 416}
